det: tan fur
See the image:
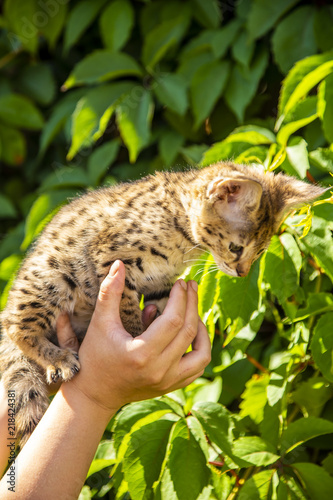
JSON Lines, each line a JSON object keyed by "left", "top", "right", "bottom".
{"left": 0, "top": 162, "right": 325, "bottom": 445}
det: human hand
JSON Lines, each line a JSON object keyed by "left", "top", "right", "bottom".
{"left": 68, "top": 260, "right": 211, "bottom": 416}
{"left": 50, "top": 293, "right": 157, "bottom": 394}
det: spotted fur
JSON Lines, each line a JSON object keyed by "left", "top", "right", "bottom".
{"left": 0, "top": 162, "right": 325, "bottom": 445}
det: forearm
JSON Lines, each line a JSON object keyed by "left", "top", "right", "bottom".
{"left": 0, "top": 382, "right": 11, "bottom": 476}
{"left": 0, "top": 381, "right": 113, "bottom": 500}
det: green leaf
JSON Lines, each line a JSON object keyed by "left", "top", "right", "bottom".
{"left": 200, "top": 125, "right": 273, "bottom": 166}
{"left": 68, "top": 82, "right": 134, "bottom": 159}
{"left": 191, "top": 0, "right": 221, "bottom": 29}
{"left": 0, "top": 194, "right": 17, "bottom": 218}
{"left": 86, "top": 458, "right": 114, "bottom": 478}
{"left": 263, "top": 234, "right": 301, "bottom": 304}
{"left": 293, "top": 293, "right": 333, "bottom": 322}
{"left": 177, "top": 52, "right": 215, "bottom": 83}
{"left": 238, "top": 470, "right": 274, "bottom": 500}
{"left": 38, "top": 0, "right": 68, "bottom": 49}
{"left": 186, "top": 378, "right": 223, "bottom": 408}
{"left": 158, "top": 130, "right": 184, "bottom": 167}
{"left": 39, "top": 90, "right": 85, "bottom": 156}
{"left": 276, "top": 96, "right": 318, "bottom": 146}
{"left": 279, "top": 58, "right": 333, "bottom": 122}
{"left": 0, "top": 123, "right": 26, "bottom": 166}
{"left": 302, "top": 214, "right": 333, "bottom": 282}
{"left": 4, "top": 0, "right": 38, "bottom": 53}
{"left": 311, "top": 313, "right": 333, "bottom": 383}
{"left": 282, "top": 137, "right": 310, "bottom": 179}
{"left": 277, "top": 476, "right": 308, "bottom": 500}
{"left": 122, "top": 415, "right": 177, "bottom": 500}
{"left": 113, "top": 399, "right": 178, "bottom": 452}
{"left": 0, "top": 254, "right": 22, "bottom": 281}
{"left": 180, "top": 20, "right": 241, "bottom": 61}
{"left": 87, "top": 140, "right": 120, "bottom": 186}
{"left": 280, "top": 416, "right": 333, "bottom": 455}
{"left": 0, "top": 222, "right": 25, "bottom": 262}
{"left": 154, "top": 73, "right": 188, "bottom": 115}
{"left": 224, "top": 125, "right": 275, "bottom": 145}
{"left": 224, "top": 48, "right": 268, "bottom": 122}
{"left": 159, "top": 418, "right": 211, "bottom": 500}
{"left": 232, "top": 31, "right": 255, "bottom": 69}
{"left": 116, "top": 88, "right": 153, "bottom": 163}
{"left": 197, "top": 255, "right": 219, "bottom": 318}
{"left": 232, "top": 436, "right": 279, "bottom": 466}
{"left": 235, "top": 145, "right": 268, "bottom": 166}
{"left": 318, "top": 74, "right": 333, "bottom": 143}
{"left": 309, "top": 147, "right": 333, "bottom": 173}
{"left": 63, "top": 0, "right": 107, "bottom": 53}
{"left": 18, "top": 63, "right": 56, "bottom": 106}
{"left": 63, "top": 50, "right": 142, "bottom": 89}
{"left": 220, "top": 260, "right": 261, "bottom": 344}
{"left": 322, "top": 453, "right": 333, "bottom": 475}
{"left": 314, "top": 7, "right": 333, "bottom": 52}
{"left": 278, "top": 50, "right": 333, "bottom": 118}
{"left": 180, "top": 144, "right": 208, "bottom": 165}
{"left": 247, "top": 0, "right": 300, "bottom": 40}
{"left": 100, "top": 0, "right": 134, "bottom": 52}
{"left": 239, "top": 373, "right": 270, "bottom": 425}
{"left": 272, "top": 6, "right": 317, "bottom": 74}
{"left": 191, "top": 60, "right": 230, "bottom": 128}
{"left": 0, "top": 93, "right": 44, "bottom": 130}
{"left": 292, "top": 463, "right": 333, "bottom": 500}
{"left": 39, "top": 166, "right": 90, "bottom": 192}
{"left": 21, "top": 190, "right": 76, "bottom": 250}
{"left": 191, "top": 402, "right": 235, "bottom": 459}
{"left": 142, "top": 5, "right": 191, "bottom": 69}
{"left": 292, "top": 377, "right": 333, "bottom": 418}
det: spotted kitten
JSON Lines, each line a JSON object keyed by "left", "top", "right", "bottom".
{"left": 0, "top": 162, "right": 325, "bottom": 444}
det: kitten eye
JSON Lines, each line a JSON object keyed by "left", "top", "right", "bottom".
{"left": 229, "top": 243, "right": 243, "bottom": 254}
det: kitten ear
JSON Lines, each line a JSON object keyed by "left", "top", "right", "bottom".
{"left": 273, "top": 174, "right": 328, "bottom": 216}
{"left": 207, "top": 177, "right": 263, "bottom": 222}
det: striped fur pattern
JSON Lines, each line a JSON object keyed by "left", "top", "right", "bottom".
{"left": 0, "top": 162, "right": 325, "bottom": 445}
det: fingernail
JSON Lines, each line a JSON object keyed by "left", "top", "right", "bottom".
{"left": 110, "top": 260, "right": 120, "bottom": 277}
{"left": 190, "top": 280, "right": 198, "bottom": 292}
{"left": 179, "top": 279, "right": 187, "bottom": 290}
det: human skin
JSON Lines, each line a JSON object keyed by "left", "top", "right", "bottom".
{"left": 0, "top": 260, "right": 211, "bottom": 499}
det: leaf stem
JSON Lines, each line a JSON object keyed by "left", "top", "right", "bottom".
{"left": 245, "top": 353, "right": 270, "bottom": 374}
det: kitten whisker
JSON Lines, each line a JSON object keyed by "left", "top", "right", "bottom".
{"left": 183, "top": 243, "right": 206, "bottom": 255}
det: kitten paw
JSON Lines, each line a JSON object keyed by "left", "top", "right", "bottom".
{"left": 46, "top": 350, "right": 80, "bottom": 384}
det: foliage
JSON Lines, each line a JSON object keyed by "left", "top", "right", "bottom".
{"left": 0, "top": 0, "right": 333, "bottom": 498}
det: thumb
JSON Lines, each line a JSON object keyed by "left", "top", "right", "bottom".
{"left": 94, "top": 260, "right": 125, "bottom": 320}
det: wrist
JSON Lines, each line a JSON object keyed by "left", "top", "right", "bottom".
{"left": 60, "top": 379, "right": 116, "bottom": 427}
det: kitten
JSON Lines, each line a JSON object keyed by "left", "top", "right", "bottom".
{"left": 0, "top": 162, "right": 325, "bottom": 445}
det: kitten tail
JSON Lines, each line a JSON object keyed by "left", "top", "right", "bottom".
{"left": 0, "top": 339, "right": 49, "bottom": 447}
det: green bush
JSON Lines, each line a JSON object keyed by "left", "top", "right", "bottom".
{"left": 1, "top": 0, "right": 333, "bottom": 498}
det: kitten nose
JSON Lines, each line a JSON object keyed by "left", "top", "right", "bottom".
{"left": 236, "top": 265, "right": 246, "bottom": 277}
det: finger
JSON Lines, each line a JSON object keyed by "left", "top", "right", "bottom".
{"left": 140, "top": 279, "right": 188, "bottom": 351}
{"left": 56, "top": 313, "right": 79, "bottom": 352}
{"left": 142, "top": 304, "right": 158, "bottom": 329}
{"left": 93, "top": 260, "right": 125, "bottom": 325}
{"left": 166, "top": 280, "right": 199, "bottom": 357}
{"left": 178, "top": 320, "right": 211, "bottom": 378}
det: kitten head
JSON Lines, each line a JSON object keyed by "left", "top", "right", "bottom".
{"left": 191, "top": 164, "right": 326, "bottom": 277}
